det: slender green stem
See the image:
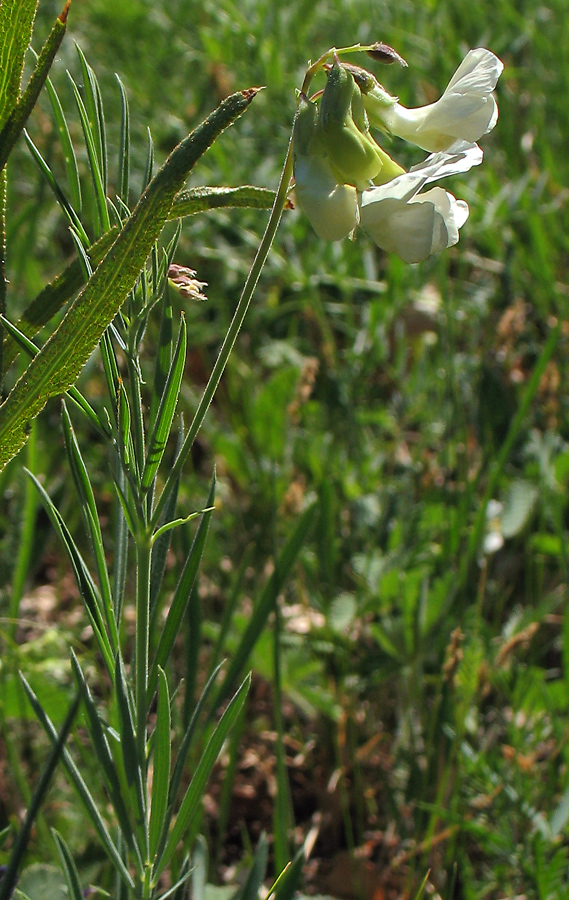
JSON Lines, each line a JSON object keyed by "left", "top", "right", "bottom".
{"left": 135, "top": 533, "right": 152, "bottom": 761}
{"left": 150, "top": 43, "right": 374, "bottom": 530}
{"left": 150, "top": 149, "right": 294, "bottom": 529}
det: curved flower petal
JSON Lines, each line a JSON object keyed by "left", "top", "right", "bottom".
{"left": 360, "top": 186, "right": 469, "bottom": 263}
{"left": 294, "top": 154, "right": 359, "bottom": 241}
{"left": 366, "top": 48, "right": 503, "bottom": 152}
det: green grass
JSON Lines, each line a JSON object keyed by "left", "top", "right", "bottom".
{"left": 2, "top": 0, "right": 569, "bottom": 898}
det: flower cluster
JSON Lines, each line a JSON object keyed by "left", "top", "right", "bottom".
{"left": 293, "top": 48, "right": 503, "bottom": 262}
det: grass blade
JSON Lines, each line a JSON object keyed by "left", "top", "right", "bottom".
{"left": 26, "top": 469, "right": 115, "bottom": 676}
{"left": 45, "top": 70, "right": 81, "bottom": 213}
{"left": 238, "top": 833, "right": 269, "bottom": 900}
{"left": 67, "top": 71, "right": 110, "bottom": 234}
{"left": 70, "top": 652, "right": 141, "bottom": 865}
{"left": 0, "top": 688, "right": 80, "bottom": 900}
{"left": 20, "top": 675, "right": 135, "bottom": 891}
{"left": 147, "top": 477, "right": 215, "bottom": 701}
{"left": 116, "top": 74, "right": 130, "bottom": 205}
{"left": 51, "top": 829, "right": 85, "bottom": 900}
{"left": 61, "top": 401, "right": 119, "bottom": 650}
{"left": 214, "top": 502, "right": 317, "bottom": 708}
{"left": 153, "top": 673, "right": 251, "bottom": 882}
{"left": 75, "top": 44, "right": 107, "bottom": 193}
{"left": 142, "top": 316, "right": 186, "bottom": 491}
{"left": 149, "top": 667, "right": 171, "bottom": 859}
{"left": 24, "top": 128, "right": 89, "bottom": 245}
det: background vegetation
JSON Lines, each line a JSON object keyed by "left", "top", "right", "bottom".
{"left": 2, "top": 0, "right": 569, "bottom": 898}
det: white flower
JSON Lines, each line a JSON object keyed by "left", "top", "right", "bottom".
{"left": 364, "top": 48, "right": 504, "bottom": 152}
{"left": 294, "top": 151, "right": 359, "bottom": 241}
{"left": 294, "top": 140, "right": 483, "bottom": 263}
{"left": 359, "top": 142, "right": 483, "bottom": 262}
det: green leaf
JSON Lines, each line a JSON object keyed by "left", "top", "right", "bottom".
{"left": 149, "top": 667, "right": 171, "bottom": 859}
{"left": 45, "top": 71, "right": 82, "bottom": 213}
{"left": 0, "top": 8, "right": 68, "bottom": 172}
{"left": 20, "top": 675, "right": 135, "bottom": 892}
{"left": 0, "top": 0, "right": 39, "bottom": 130}
{"left": 51, "top": 830, "right": 84, "bottom": 900}
{"left": 24, "top": 127, "right": 89, "bottom": 244}
{"left": 2, "top": 185, "right": 274, "bottom": 375}
{"left": 13, "top": 864, "right": 66, "bottom": 900}
{"left": 271, "top": 850, "right": 304, "bottom": 900}
{"left": 75, "top": 44, "right": 107, "bottom": 196}
{"left": 171, "top": 185, "right": 277, "bottom": 217}
{"left": 215, "top": 502, "right": 317, "bottom": 708}
{"left": 67, "top": 70, "right": 109, "bottom": 234}
{"left": 116, "top": 74, "right": 130, "bottom": 205}
{"left": 70, "top": 652, "right": 140, "bottom": 865}
{"left": 142, "top": 316, "right": 187, "bottom": 491}
{"left": 147, "top": 477, "right": 215, "bottom": 701}
{"left": 167, "top": 662, "right": 225, "bottom": 817}
{"left": 0, "top": 87, "right": 260, "bottom": 471}
{"left": 153, "top": 674, "right": 251, "bottom": 882}
{"left": 237, "top": 834, "right": 268, "bottom": 900}
{"left": 61, "top": 401, "right": 118, "bottom": 649}
{"left": 0, "top": 690, "right": 80, "bottom": 900}
{"left": 26, "top": 469, "right": 115, "bottom": 676}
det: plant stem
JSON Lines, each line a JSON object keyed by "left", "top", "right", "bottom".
{"left": 135, "top": 533, "right": 152, "bottom": 761}
{"left": 151, "top": 137, "right": 294, "bottom": 530}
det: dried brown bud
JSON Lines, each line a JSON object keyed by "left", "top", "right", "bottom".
{"left": 366, "top": 42, "right": 408, "bottom": 67}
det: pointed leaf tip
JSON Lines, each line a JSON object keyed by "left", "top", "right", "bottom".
{"left": 242, "top": 87, "right": 265, "bottom": 102}
{"left": 59, "top": 0, "right": 71, "bottom": 23}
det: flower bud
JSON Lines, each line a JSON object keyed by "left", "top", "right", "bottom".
{"left": 168, "top": 264, "right": 207, "bottom": 301}
{"left": 318, "top": 60, "right": 386, "bottom": 189}
{"left": 293, "top": 94, "right": 358, "bottom": 242}
{"left": 366, "top": 42, "right": 408, "bottom": 67}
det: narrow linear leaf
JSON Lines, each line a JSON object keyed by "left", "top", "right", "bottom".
{"left": 0, "top": 314, "right": 104, "bottom": 434}
{"left": 149, "top": 667, "right": 171, "bottom": 859}
{"left": 70, "top": 652, "right": 140, "bottom": 864}
{"left": 151, "top": 662, "right": 225, "bottom": 873}
{"left": 157, "top": 860, "right": 193, "bottom": 900}
{"left": 153, "top": 673, "right": 251, "bottom": 882}
{"left": 24, "top": 128, "right": 89, "bottom": 245}
{"left": 51, "top": 829, "right": 84, "bottom": 900}
{"left": 1, "top": 228, "right": 117, "bottom": 376}
{"left": 67, "top": 71, "right": 109, "bottom": 234}
{"left": 238, "top": 833, "right": 269, "bottom": 900}
{"left": 0, "top": 87, "right": 260, "bottom": 471}
{"left": 61, "top": 401, "right": 118, "bottom": 648}
{"left": 215, "top": 502, "right": 317, "bottom": 708}
{"left": 142, "top": 316, "right": 187, "bottom": 491}
{"left": 270, "top": 849, "right": 304, "bottom": 900}
{"left": 20, "top": 675, "right": 135, "bottom": 891}
{"left": 75, "top": 45, "right": 106, "bottom": 186}
{"left": 0, "top": 0, "right": 39, "bottom": 130}
{"left": 45, "top": 68, "right": 81, "bottom": 213}
{"left": 0, "top": 4, "right": 69, "bottom": 171}
{"left": 172, "top": 185, "right": 277, "bottom": 217}
{"left": 147, "top": 476, "right": 215, "bottom": 701}
{"left": 26, "top": 469, "right": 115, "bottom": 676}
{"left": 115, "top": 654, "right": 143, "bottom": 792}
{"left": 0, "top": 687, "right": 80, "bottom": 900}
{"left": 116, "top": 74, "right": 130, "bottom": 204}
